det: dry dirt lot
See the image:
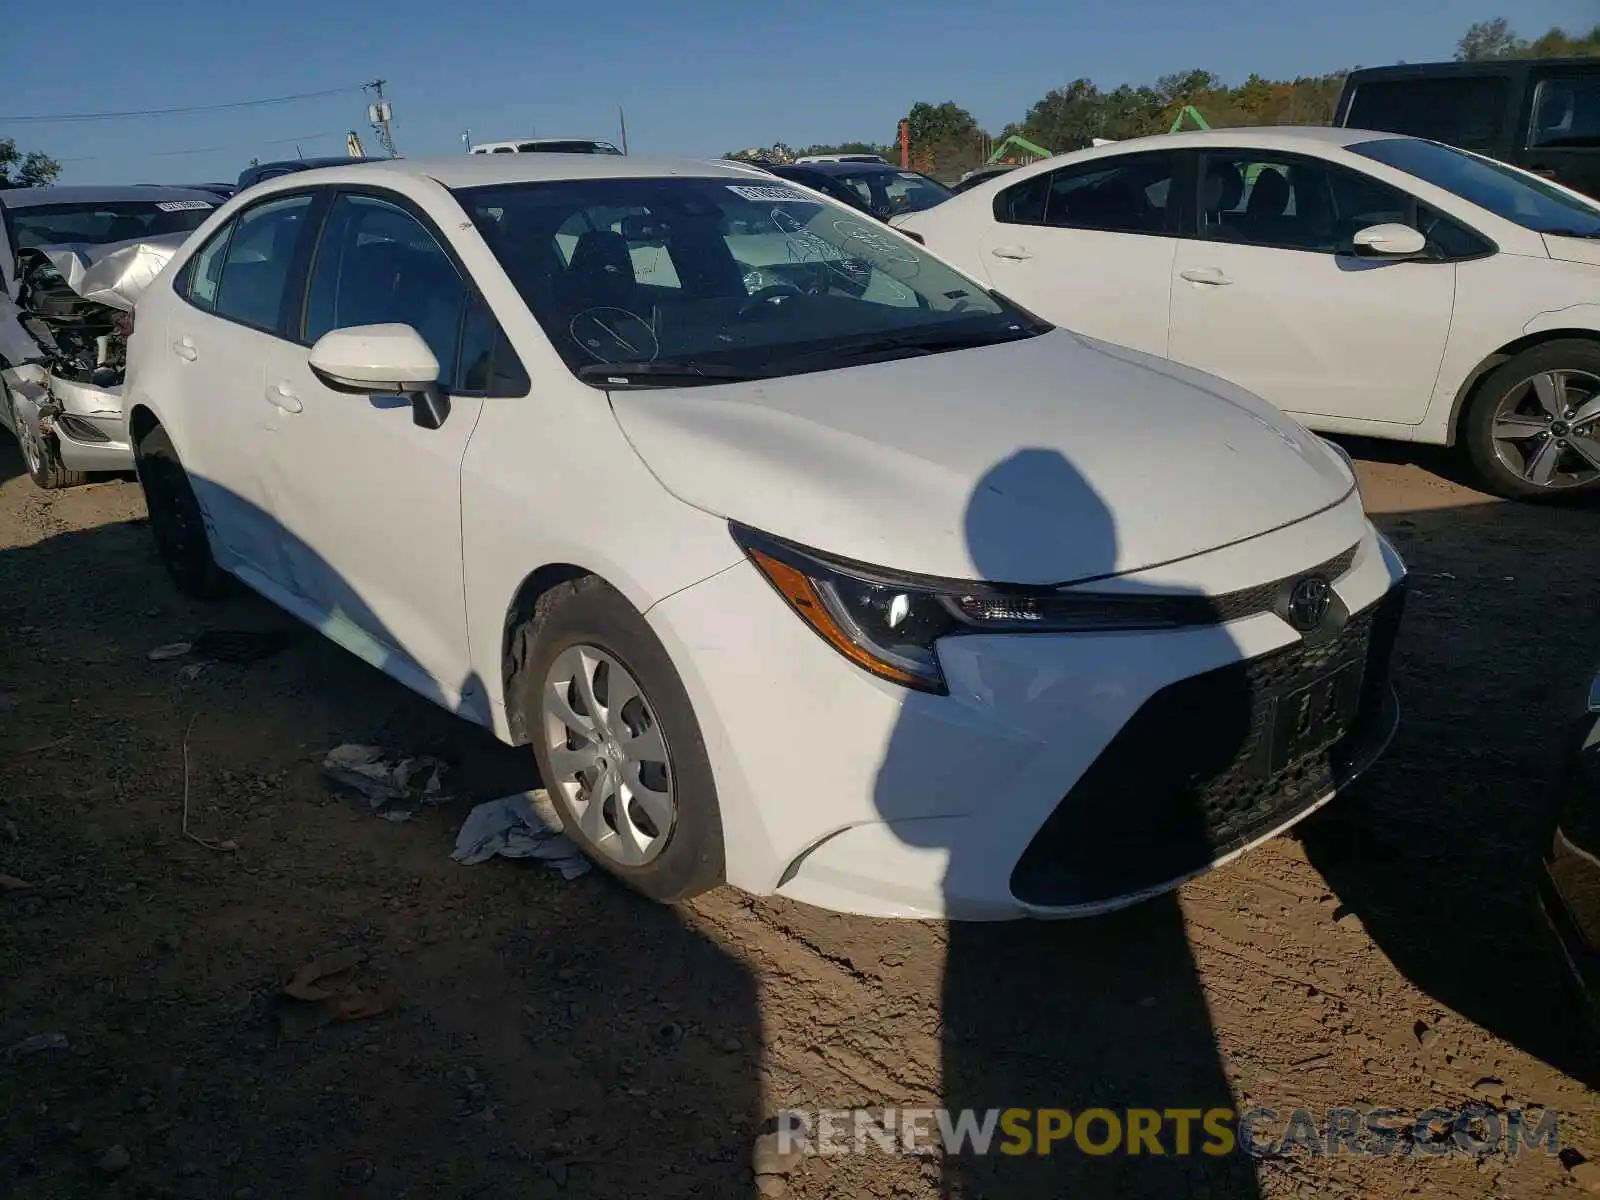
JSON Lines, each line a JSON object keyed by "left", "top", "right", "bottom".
{"left": 2, "top": 434, "right": 1599, "bottom": 1200}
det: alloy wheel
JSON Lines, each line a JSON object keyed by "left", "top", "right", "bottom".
{"left": 1490, "top": 368, "right": 1600, "bottom": 491}
{"left": 541, "top": 643, "right": 675, "bottom": 866}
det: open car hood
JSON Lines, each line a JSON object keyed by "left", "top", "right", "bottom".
{"left": 30, "top": 231, "right": 190, "bottom": 312}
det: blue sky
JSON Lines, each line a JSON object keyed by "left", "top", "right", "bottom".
{"left": 7, "top": 0, "right": 1593, "bottom": 184}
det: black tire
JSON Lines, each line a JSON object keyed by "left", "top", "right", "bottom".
{"left": 134, "top": 423, "right": 231, "bottom": 600}
{"left": 517, "top": 575, "right": 724, "bottom": 903}
{"left": 1462, "top": 339, "right": 1600, "bottom": 501}
{"left": 4, "top": 377, "right": 86, "bottom": 490}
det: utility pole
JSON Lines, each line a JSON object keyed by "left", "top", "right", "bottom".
{"left": 618, "top": 106, "right": 629, "bottom": 154}
{"left": 363, "top": 79, "right": 398, "bottom": 158}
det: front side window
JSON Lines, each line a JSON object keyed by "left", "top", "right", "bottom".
{"left": 996, "top": 153, "right": 1176, "bottom": 236}
{"left": 304, "top": 193, "right": 467, "bottom": 376}
{"left": 210, "top": 193, "right": 314, "bottom": 333}
{"left": 1344, "top": 76, "right": 1511, "bottom": 152}
{"left": 1528, "top": 75, "right": 1600, "bottom": 150}
{"left": 830, "top": 170, "right": 952, "bottom": 218}
{"left": 456, "top": 175, "right": 1040, "bottom": 384}
{"left": 1197, "top": 151, "right": 1412, "bottom": 252}
{"left": 1349, "top": 136, "right": 1600, "bottom": 238}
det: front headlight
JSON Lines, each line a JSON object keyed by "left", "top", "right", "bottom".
{"left": 731, "top": 523, "right": 1216, "bottom": 694}
{"left": 1322, "top": 436, "right": 1363, "bottom": 502}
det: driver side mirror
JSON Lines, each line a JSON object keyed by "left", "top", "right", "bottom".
{"left": 308, "top": 323, "right": 451, "bottom": 429}
{"left": 1350, "top": 223, "right": 1427, "bottom": 259}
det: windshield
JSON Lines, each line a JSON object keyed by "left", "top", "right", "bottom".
{"left": 455, "top": 176, "right": 1039, "bottom": 384}
{"left": 1349, "top": 137, "right": 1600, "bottom": 238}
{"left": 8, "top": 199, "right": 215, "bottom": 250}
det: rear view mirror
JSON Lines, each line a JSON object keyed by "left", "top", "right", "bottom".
{"left": 620, "top": 213, "right": 665, "bottom": 243}
{"left": 308, "top": 323, "right": 450, "bottom": 429}
{"left": 1351, "top": 223, "right": 1427, "bottom": 258}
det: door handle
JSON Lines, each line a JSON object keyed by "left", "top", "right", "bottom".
{"left": 172, "top": 337, "right": 197, "bottom": 362}
{"left": 1180, "top": 267, "right": 1232, "bottom": 286}
{"left": 265, "top": 382, "right": 303, "bottom": 413}
{"left": 991, "top": 245, "right": 1034, "bottom": 261}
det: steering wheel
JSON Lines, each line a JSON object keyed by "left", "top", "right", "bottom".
{"left": 737, "top": 283, "right": 804, "bottom": 319}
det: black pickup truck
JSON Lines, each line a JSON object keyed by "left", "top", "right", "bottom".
{"left": 1335, "top": 58, "right": 1599, "bottom": 201}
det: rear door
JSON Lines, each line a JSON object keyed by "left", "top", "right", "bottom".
{"left": 1523, "top": 66, "right": 1600, "bottom": 200}
{"left": 979, "top": 150, "right": 1182, "bottom": 357}
{"left": 164, "top": 190, "right": 320, "bottom": 582}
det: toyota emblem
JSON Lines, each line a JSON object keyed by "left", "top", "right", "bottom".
{"left": 1286, "top": 576, "right": 1332, "bottom": 632}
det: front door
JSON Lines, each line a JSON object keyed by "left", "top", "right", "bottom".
{"left": 1167, "top": 149, "right": 1456, "bottom": 428}
{"left": 260, "top": 190, "right": 485, "bottom": 705}
{"left": 1522, "top": 68, "right": 1600, "bottom": 201}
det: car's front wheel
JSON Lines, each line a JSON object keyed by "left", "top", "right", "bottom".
{"left": 4, "top": 376, "right": 86, "bottom": 491}
{"left": 1464, "top": 340, "right": 1600, "bottom": 500}
{"left": 135, "top": 423, "right": 230, "bottom": 600}
{"left": 518, "top": 576, "right": 724, "bottom": 903}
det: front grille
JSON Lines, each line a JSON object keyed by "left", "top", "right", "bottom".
{"left": 1010, "top": 583, "right": 1405, "bottom": 907}
{"left": 1209, "top": 543, "right": 1358, "bottom": 624}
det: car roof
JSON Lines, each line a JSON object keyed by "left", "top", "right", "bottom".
{"left": 1061, "top": 126, "right": 1411, "bottom": 155}
{"left": 241, "top": 154, "right": 769, "bottom": 193}
{"left": 0, "top": 184, "right": 224, "bottom": 210}
{"left": 774, "top": 161, "right": 921, "bottom": 176}
{"left": 246, "top": 156, "right": 386, "bottom": 172}
{"left": 1345, "top": 57, "right": 1598, "bottom": 81}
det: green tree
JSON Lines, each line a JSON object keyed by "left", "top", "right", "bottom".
{"left": 1456, "top": 18, "right": 1524, "bottom": 60}
{"left": 0, "top": 137, "right": 61, "bottom": 189}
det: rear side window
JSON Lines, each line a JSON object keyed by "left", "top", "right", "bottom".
{"left": 996, "top": 152, "right": 1177, "bottom": 236}
{"left": 1529, "top": 75, "right": 1600, "bottom": 150}
{"left": 1345, "top": 77, "right": 1512, "bottom": 152}
{"left": 207, "top": 194, "right": 314, "bottom": 333}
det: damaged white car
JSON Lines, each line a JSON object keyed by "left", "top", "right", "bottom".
{"left": 0, "top": 186, "right": 218, "bottom": 488}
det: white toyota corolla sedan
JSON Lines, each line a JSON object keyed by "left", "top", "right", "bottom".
{"left": 121, "top": 154, "right": 1407, "bottom": 919}
{"left": 897, "top": 127, "right": 1600, "bottom": 500}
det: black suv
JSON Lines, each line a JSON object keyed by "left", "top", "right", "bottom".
{"left": 1335, "top": 58, "right": 1600, "bottom": 200}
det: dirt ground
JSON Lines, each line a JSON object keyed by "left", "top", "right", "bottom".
{"left": 3, "top": 433, "right": 1600, "bottom": 1200}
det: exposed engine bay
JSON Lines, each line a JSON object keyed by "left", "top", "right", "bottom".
{"left": 9, "top": 233, "right": 186, "bottom": 386}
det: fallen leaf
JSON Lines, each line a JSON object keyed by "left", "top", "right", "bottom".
{"left": 282, "top": 947, "right": 366, "bottom": 1002}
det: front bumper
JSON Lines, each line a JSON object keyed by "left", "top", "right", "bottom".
{"left": 1, "top": 365, "right": 131, "bottom": 473}
{"left": 648, "top": 494, "right": 1408, "bottom": 919}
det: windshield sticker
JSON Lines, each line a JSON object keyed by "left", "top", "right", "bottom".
{"left": 154, "top": 200, "right": 214, "bottom": 212}
{"left": 897, "top": 171, "right": 922, "bottom": 179}
{"left": 726, "top": 184, "right": 812, "bottom": 203}
{"left": 570, "top": 307, "right": 658, "bottom": 364}
{"left": 830, "top": 218, "right": 922, "bottom": 280}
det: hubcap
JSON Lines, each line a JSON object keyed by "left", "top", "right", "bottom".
{"left": 541, "top": 644, "right": 674, "bottom": 867}
{"left": 1490, "top": 368, "right": 1600, "bottom": 490}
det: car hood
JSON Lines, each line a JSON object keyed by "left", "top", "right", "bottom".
{"left": 1543, "top": 234, "right": 1600, "bottom": 269}
{"left": 609, "top": 329, "right": 1354, "bottom": 584}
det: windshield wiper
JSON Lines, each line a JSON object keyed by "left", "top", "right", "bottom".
{"left": 776, "top": 325, "right": 1040, "bottom": 370}
{"left": 575, "top": 361, "right": 766, "bottom": 386}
